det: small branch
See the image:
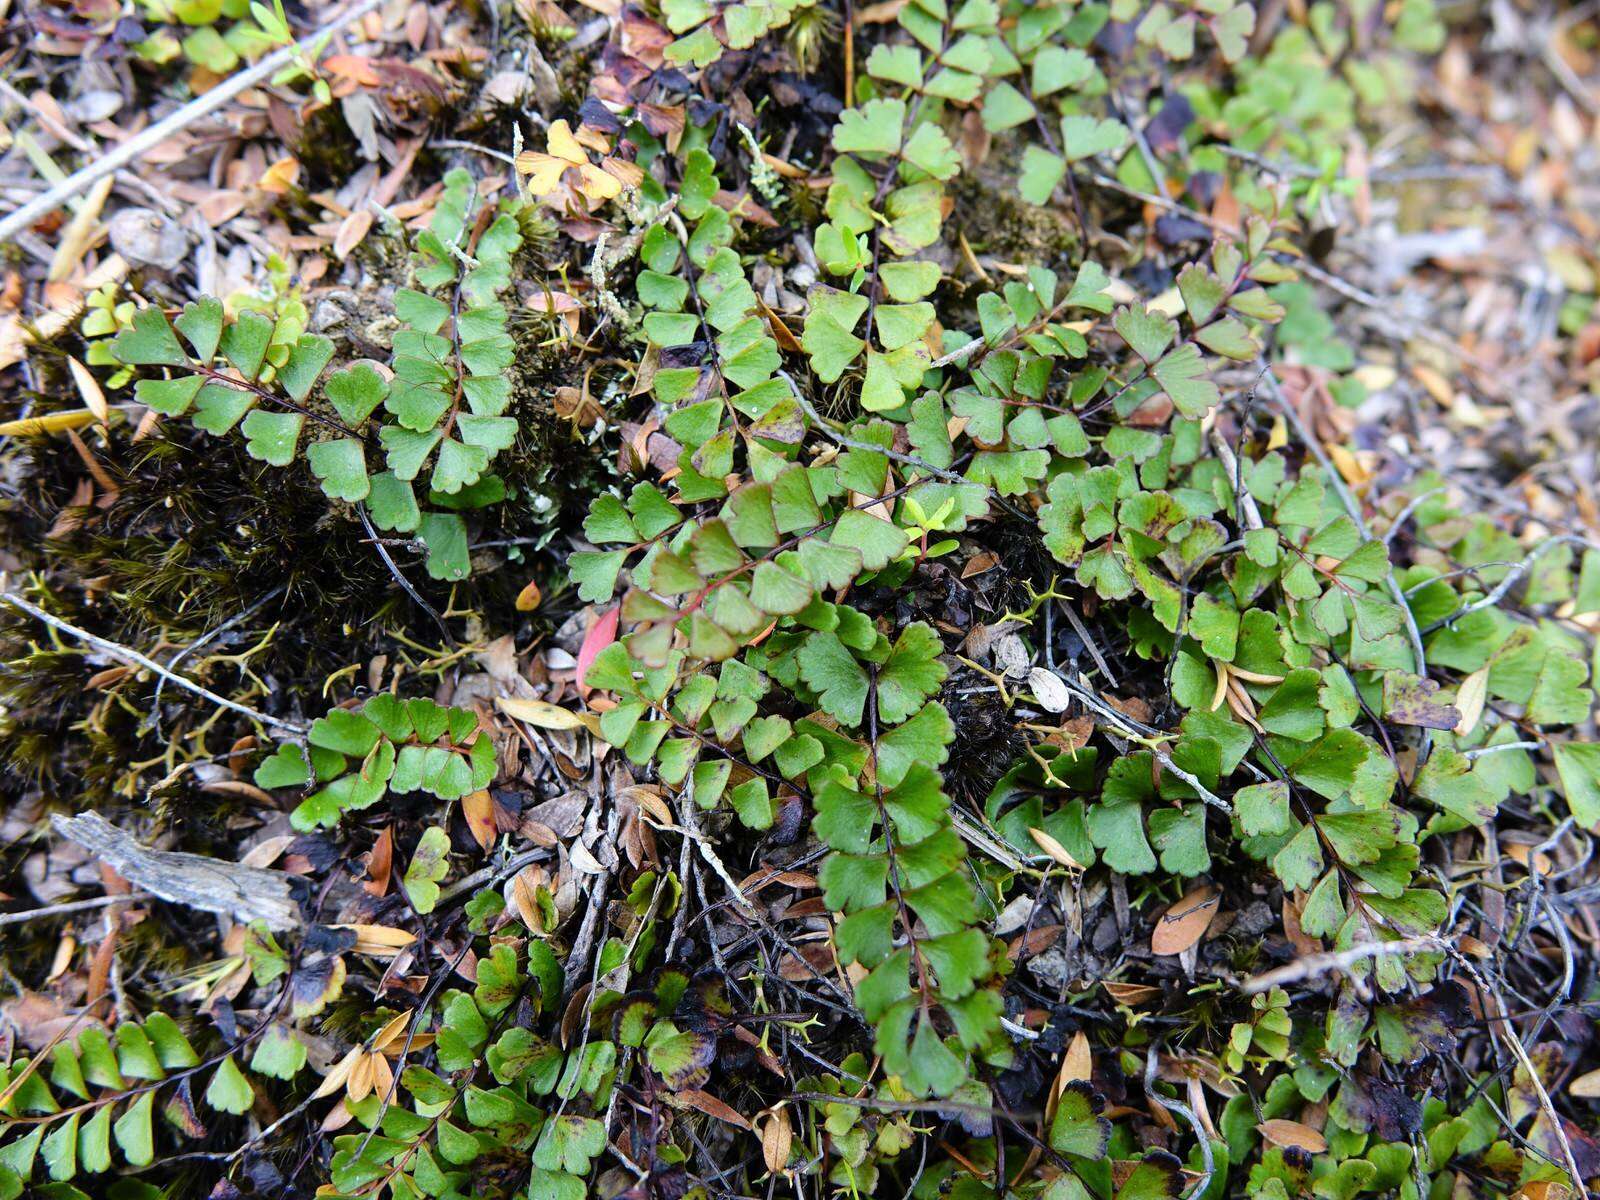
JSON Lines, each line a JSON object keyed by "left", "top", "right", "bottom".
{"left": 777, "top": 371, "right": 1034, "bottom": 524}
{"left": 0, "top": 586, "right": 307, "bottom": 735}
{"left": 151, "top": 584, "right": 286, "bottom": 739}
{"left": 1144, "top": 1042, "right": 1214, "bottom": 1200}
{"left": 0, "top": 0, "right": 384, "bottom": 242}
{"left": 1419, "top": 535, "right": 1585, "bottom": 636}
{"left": 52, "top": 813, "right": 301, "bottom": 929}
{"left": 930, "top": 336, "right": 984, "bottom": 370}
{"left": 354, "top": 502, "right": 454, "bottom": 645}
{"left": 0, "top": 891, "right": 156, "bottom": 929}
{"left": 1464, "top": 740, "right": 1543, "bottom": 761}
{"left": 1382, "top": 487, "right": 1447, "bottom": 547}
{"left": 1038, "top": 666, "right": 1230, "bottom": 812}
{"left": 1239, "top": 935, "right": 1441, "bottom": 994}
{"left": 438, "top": 847, "right": 548, "bottom": 904}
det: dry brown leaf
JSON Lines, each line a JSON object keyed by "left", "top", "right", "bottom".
{"left": 1027, "top": 826, "right": 1083, "bottom": 869}
{"left": 621, "top": 784, "right": 674, "bottom": 827}
{"left": 512, "top": 870, "right": 545, "bottom": 933}
{"left": 757, "top": 1105, "right": 793, "bottom": 1174}
{"left": 1567, "top": 1068, "right": 1600, "bottom": 1099}
{"left": 1103, "top": 981, "right": 1161, "bottom": 1006}
{"left": 962, "top": 551, "right": 999, "bottom": 577}
{"left": 496, "top": 696, "right": 586, "bottom": 730}
{"left": 1257, "top": 1119, "right": 1327, "bottom": 1153}
{"left": 673, "top": 1088, "right": 750, "bottom": 1129}
{"left": 462, "top": 789, "right": 496, "bottom": 851}
{"left": 334, "top": 210, "right": 374, "bottom": 260}
{"left": 363, "top": 827, "right": 394, "bottom": 897}
{"left": 1151, "top": 885, "right": 1219, "bottom": 956}
{"left": 240, "top": 835, "right": 295, "bottom": 871}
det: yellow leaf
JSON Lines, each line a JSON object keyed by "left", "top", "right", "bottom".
{"left": 575, "top": 163, "right": 623, "bottom": 203}
{"left": 66, "top": 356, "right": 108, "bottom": 423}
{"left": 369, "top": 1010, "right": 412, "bottom": 1054}
{"left": 516, "top": 152, "right": 571, "bottom": 197}
{"left": 1028, "top": 826, "right": 1084, "bottom": 870}
{"left": 0, "top": 408, "right": 101, "bottom": 437}
{"left": 346, "top": 1051, "right": 375, "bottom": 1103}
{"left": 329, "top": 923, "right": 417, "bottom": 956}
{"left": 544, "top": 119, "right": 590, "bottom": 164}
{"left": 313, "top": 1045, "right": 362, "bottom": 1099}
{"left": 495, "top": 696, "right": 585, "bottom": 730}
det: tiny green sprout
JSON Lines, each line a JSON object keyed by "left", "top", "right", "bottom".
{"left": 894, "top": 494, "right": 959, "bottom": 563}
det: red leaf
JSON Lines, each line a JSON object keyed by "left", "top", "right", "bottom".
{"left": 576, "top": 608, "right": 619, "bottom": 690}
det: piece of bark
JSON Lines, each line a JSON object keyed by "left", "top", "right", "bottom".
{"left": 50, "top": 813, "right": 301, "bottom": 930}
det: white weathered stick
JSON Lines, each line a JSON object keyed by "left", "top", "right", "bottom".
{"left": 52, "top": 813, "right": 301, "bottom": 929}
{"left": 0, "top": 587, "right": 307, "bottom": 734}
{"left": 0, "top": 0, "right": 382, "bottom": 244}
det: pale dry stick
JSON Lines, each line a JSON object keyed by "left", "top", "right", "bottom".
{"left": 0, "top": 891, "right": 156, "bottom": 928}
{"left": 1451, "top": 951, "right": 1592, "bottom": 1200}
{"left": 151, "top": 584, "right": 286, "bottom": 739}
{"left": 949, "top": 807, "right": 1026, "bottom": 872}
{"left": 929, "top": 334, "right": 984, "bottom": 371}
{"left": 1464, "top": 740, "right": 1544, "bottom": 760}
{"left": 427, "top": 138, "right": 519, "bottom": 166}
{"left": 1381, "top": 486, "right": 1448, "bottom": 547}
{"left": 776, "top": 370, "right": 972, "bottom": 491}
{"left": 677, "top": 793, "right": 759, "bottom": 917}
{"left": 1144, "top": 1042, "right": 1214, "bottom": 1200}
{"left": 437, "top": 846, "right": 548, "bottom": 905}
{"left": 1542, "top": 1, "right": 1600, "bottom": 117}
{"left": 0, "top": 0, "right": 383, "bottom": 243}
{"left": 1041, "top": 666, "right": 1231, "bottom": 812}
{"left": 0, "top": 586, "right": 307, "bottom": 735}
{"left": 1209, "top": 428, "right": 1264, "bottom": 532}
{"left": 1420, "top": 534, "right": 1587, "bottom": 636}
{"left": 775, "top": 370, "right": 1038, "bottom": 528}
{"left": 1058, "top": 598, "right": 1119, "bottom": 686}
{"left": 1238, "top": 935, "right": 1441, "bottom": 994}
{"left": 0, "top": 77, "right": 183, "bottom": 219}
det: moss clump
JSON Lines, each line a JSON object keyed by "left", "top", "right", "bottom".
{"left": 951, "top": 160, "right": 1081, "bottom": 265}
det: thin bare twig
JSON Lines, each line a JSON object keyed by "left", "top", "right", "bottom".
{"left": 0, "top": 891, "right": 157, "bottom": 928}
{"left": 0, "top": 0, "right": 384, "bottom": 242}
{"left": 0, "top": 586, "right": 307, "bottom": 735}
{"left": 1239, "top": 936, "right": 1441, "bottom": 994}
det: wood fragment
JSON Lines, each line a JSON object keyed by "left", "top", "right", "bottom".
{"left": 51, "top": 813, "right": 301, "bottom": 930}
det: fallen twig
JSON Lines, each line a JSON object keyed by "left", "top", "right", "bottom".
{"left": 0, "top": 890, "right": 157, "bottom": 929}
{"left": 1239, "top": 935, "right": 1441, "bottom": 994}
{"left": 0, "top": 0, "right": 383, "bottom": 243}
{"left": 1, "top": 585, "right": 308, "bottom": 735}
{"left": 51, "top": 813, "right": 301, "bottom": 929}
